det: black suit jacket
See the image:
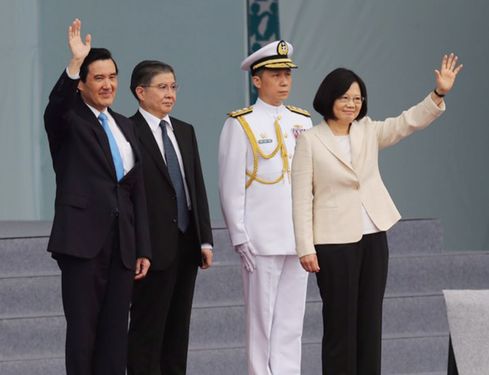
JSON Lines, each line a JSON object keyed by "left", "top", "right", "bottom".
{"left": 131, "top": 111, "right": 213, "bottom": 270}
{"left": 44, "top": 71, "right": 151, "bottom": 269}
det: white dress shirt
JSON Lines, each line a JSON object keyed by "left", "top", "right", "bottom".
{"left": 87, "top": 105, "right": 135, "bottom": 176}
{"left": 138, "top": 108, "right": 212, "bottom": 251}
{"left": 65, "top": 67, "right": 135, "bottom": 176}
{"left": 138, "top": 108, "right": 191, "bottom": 209}
{"left": 335, "top": 135, "right": 380, "bottom": 235}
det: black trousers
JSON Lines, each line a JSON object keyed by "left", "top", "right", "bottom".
{"left": 56, "top": 223, "right": 134, "bottom": 375}
{"left": 315, "top": 232, "right": 389, "bottom": 375}
{"left": 447, "top": 336, "right": 459, "bottom": 375}
{"left": 127, "top": 226, "right": 199, "bottom": 375}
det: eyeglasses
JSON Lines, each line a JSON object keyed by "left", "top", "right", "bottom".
{"left": 337, "top": 95, "right": 364, "bottom": 105}
{"left": 142, "top": 83, "right": 180, "bottom": 93}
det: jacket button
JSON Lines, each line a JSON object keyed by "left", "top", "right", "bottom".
{"left": 172, "top": 218, "right": 177, "bottom": 224}
{"left": 112, "top": 209, "right": 120, "bottom": 217}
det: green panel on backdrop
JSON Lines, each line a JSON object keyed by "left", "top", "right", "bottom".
{"left": 246, "top": 0, "right": 280, "bottom": 104}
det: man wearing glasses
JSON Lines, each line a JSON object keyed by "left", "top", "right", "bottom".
{"left": 127, "top": 60, "right": 213, "bottom": 375}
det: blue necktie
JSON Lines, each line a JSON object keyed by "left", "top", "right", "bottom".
{"left": 160, "top": 120, "right": 189, "bottom": 232}
{"left": 98, "top": 112, "right": 124, "bottom": 181}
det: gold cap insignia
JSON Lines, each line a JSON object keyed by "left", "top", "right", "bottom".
{"left": 241, "top": 40, "right": 297, "bottom": 72}
{"left": 277, "top": 40, "right": 288, "bottom": 56}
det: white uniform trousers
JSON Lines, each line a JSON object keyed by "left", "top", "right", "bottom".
{"left": 242, "top": 254, "right": 308, "bottom": 375}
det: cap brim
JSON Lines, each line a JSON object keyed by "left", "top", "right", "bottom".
{"left": 261, "top": 61, "right": 298, "bottom": 69}
{"left": 252, "top": 58, "right": 298, "bottom": 71}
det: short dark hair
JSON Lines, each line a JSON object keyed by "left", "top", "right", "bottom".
{"left": 252, "top": 67, "right": 266, "bottom": 77}
{"left": 252, "top": 66, "right": 292, "bottom": 78}
{"left": 130, "top": 60, "right": 176, "bottom": 100}
{"left": 313, "top": 68, "right": 368, "bottom": 122}
{"left": 79, "top": 48, "right": 118, "bottom": 82}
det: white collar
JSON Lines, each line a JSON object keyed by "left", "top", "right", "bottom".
{"left": 254, "top": 97, "right": 285, "bottom": 116}
{"left": 139, "top": 107, "right": 172, "bottom": 132}
{"left": 85, "top": 103, "right": 109, "bottom": 120}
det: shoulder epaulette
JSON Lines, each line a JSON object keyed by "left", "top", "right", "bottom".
{"left": 228, "top": 106, "right": 253, "bottom": 118}
{"left": 286, "top": 105, "right": 311, "bottom": 117}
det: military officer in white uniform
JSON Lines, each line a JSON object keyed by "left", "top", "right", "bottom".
{"left": 218, "top": 40, "right": 313, "bottom": 375}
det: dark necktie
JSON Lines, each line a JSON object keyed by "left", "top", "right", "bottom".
{"left": 160, "top": 120, "right": 189, "bottom": 232}
{"left": 98, "top": 112, "right": 124, "bottom": 181}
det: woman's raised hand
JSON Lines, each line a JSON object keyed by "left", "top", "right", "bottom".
{"left": 435, "top": 53, "right": 463, "bottom": 95}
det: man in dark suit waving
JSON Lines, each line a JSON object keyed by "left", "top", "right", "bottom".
{"left": 44, "top": 19, "right": 151, "bottom": 375}
{"left": 127, "top": 60, "right": 213, "bottom": 375}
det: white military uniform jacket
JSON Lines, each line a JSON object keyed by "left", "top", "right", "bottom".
{"left": 219, "top": 98, "right": 313, "bottom": 256}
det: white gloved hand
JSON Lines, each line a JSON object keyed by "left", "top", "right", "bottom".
{"left": 235, "top": 242, "right": 256, "bottom": 272}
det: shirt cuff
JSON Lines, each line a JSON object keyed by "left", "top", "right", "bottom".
{"left": 426, "top": 92, "right": 446, "bottom": 112}
{"left": 66, "top": 67, "right": 80, "bottom": 80}
{"left": 201, "top": 243, "right": 213, "bottom": 250}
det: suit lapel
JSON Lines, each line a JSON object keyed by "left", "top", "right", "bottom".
{"left": 171, "top": 117, "right": 192, "bottom": 185}
{"left": 133, "top": 111, "right": 172, "bottom": 184}
{"left": 315, "top": 120, "right": 354, "bottom": 172}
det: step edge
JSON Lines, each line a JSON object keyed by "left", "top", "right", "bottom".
{"left": 0, "top": 291, "right": 446, "bottom": 318}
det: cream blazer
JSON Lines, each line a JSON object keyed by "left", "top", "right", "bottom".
{"left": 292, "top": 94, "right": 445, "bottom": 257}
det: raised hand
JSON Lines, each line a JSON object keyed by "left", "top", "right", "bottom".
{"left": 67, "top": 19, "right": 91, "bottom": 76}
{"left": 68, "top": 18, "right": 91, "bottom": 60}
{"left": 435, "top": 53, "right": 463, "bottom": 95}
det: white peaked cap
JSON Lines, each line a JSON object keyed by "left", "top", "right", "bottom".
{"left": 240, "top": 40, "right": 297, "bottom": 72}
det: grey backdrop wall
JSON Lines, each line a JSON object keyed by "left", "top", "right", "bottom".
{"left": 0, "top": 0, "right": 488, "bottom": 251}
{"left": 280, "top": 0, "right": 489, "bottom": 251}
{"left": 37, "top": 0, "right": 247, "bottom": 232}
{"left": 0, "top": 0, "right": 42, "bottom": 219}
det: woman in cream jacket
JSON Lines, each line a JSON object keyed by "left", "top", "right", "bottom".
{"left": 292, "top": 54, "right": 462, "bottom": 374}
